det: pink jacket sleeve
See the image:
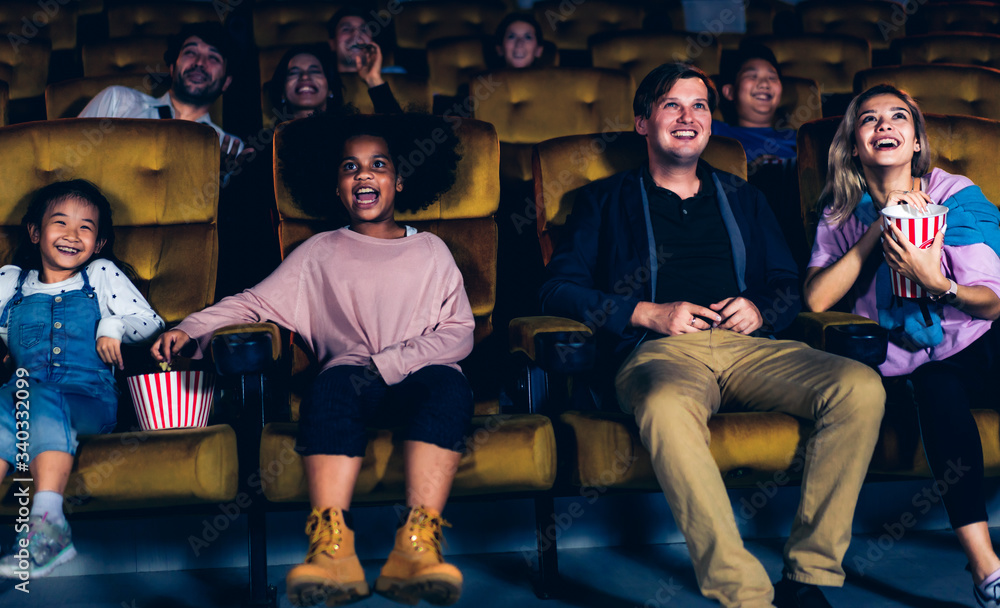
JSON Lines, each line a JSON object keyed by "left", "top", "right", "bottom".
{"left": 371, "top": 243, "right": 475, "bottom": 385}
{"left": 174, "top": 242, "right": 308, "bottom": 359}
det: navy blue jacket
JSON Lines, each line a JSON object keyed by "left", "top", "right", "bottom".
{"left": 539, "top": 162, "right": 802, "bottom": 392}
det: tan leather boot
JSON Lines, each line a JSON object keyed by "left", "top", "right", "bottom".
{"left": 286, "top": 508, "right": 370, "bottom": 607}
{"left": 374, "top": 506, "right": 463, "bottom": 606}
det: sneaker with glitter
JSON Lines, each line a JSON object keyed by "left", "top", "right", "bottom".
{"left": 0, "top": 515, "right": 77, "bottom": 579}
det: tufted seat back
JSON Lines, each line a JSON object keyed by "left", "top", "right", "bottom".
{"left": 798, "top": 114, "right": 1000, "bottom": 249}
{"left": 591, "top": 31, "right": 721, "bottom": 87}
{"left": 0, "top": 119, "right": 219, "bottom": 322}
{"left": 45, "top": 74, "right": 224, "bottom": 127}
{"left": 472, "top": 67, "right": 633, "bottom": 183}
{"left": 919, "top": 1, "right": 1000, "bottom": 35}
{"left": 427, "top": 36, "right": 489, "bottom": 98}
{"left": 0, "top": 1, "right": 78, "bottom": 51}
{"left": 797, "top": 0, "right": 903, "bottom": 50}
{"left": 854, "top": 64, "right": 1000, "bottom": 122}
{"left": 532, "top": 0, "right": 643, "bottom": 52}
{"left": 893, "top": 33, "right": 1000, "bottom": 71}
{"left": 750, "top": 34, "right": 871, "bottom": 96}
{"left": 533, "top": 132, "right": 747, "bottom": 265}
{"left": 82, "top": 36, "right": 172, "bottom": 77}
{"left": 253, "top": 1, "right": 344, "bottom": 48}
{"left": 0, "top": 39, "right": 50, "bottom": 100}
{"left": 107, "top": 1, "right": 218, "bottom": 38}
{"left": 394, "top": 1, "right": 505, "bottom": 52}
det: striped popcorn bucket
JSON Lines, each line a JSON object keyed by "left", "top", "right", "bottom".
{"left": 127, "top": 371, "right": 215, "bottom": 431}
{"left": 881, "top": 204, "right": 949, "bottom": 298}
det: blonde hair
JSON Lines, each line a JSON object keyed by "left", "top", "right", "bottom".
{"left": 819, "top": 84, "right": 931, "bottom": 226}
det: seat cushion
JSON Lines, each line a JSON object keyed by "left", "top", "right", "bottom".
{"left": 0, "top": 424, "right": 238, "bottom": 514}
{"left": 258, "top": 414, "right": 557, "bottom": 502}
{"left": 870, "top": 409, "right": 1000, "bottom": 477}
{"left": 561, "top": 411, "right": 812, "bottom": 490}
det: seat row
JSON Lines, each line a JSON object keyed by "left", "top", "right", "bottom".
{"left": 1, "top": 109, "right": 999, "bottom": 602}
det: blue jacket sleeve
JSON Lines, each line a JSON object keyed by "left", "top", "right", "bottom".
{"left": 539, "top": 184, "right": 642, "bottom": 338}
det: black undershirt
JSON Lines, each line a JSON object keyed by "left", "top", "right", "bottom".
{"left": 644, "top": 165, "right": 740, "bottom": 308}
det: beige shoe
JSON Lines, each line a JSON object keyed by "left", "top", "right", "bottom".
{"left": 374, "top": 506, "right": 463, "bottom": 606}
{"left": 286, "top": 508, "right": 370, "bottom": 607}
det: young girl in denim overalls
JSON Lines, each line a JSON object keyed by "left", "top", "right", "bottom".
{"left": 0, "top": 180, "right": 163, "bottom": 578}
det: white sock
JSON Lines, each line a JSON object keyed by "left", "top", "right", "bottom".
{"left": 30, "top": 491, "right": 66, "bottom": 525}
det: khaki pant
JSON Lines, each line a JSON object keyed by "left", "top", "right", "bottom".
{"left": 616, "top": 330, "right": 885, "bottom": 608}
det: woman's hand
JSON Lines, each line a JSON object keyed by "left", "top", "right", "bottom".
{"left": 97, "top": 336, "right": 124, "bottom": 370}
{"left": 884, "top": 189, "right": 934, "bottom": 213}
{"left": 882, "top": 223, "right": 951, "bottom": 294}
{"left": 356, "top": 42, "right": 385, "bottom": 88}
{"left": 150, "top": 329, "right": 192, "bottom": 365}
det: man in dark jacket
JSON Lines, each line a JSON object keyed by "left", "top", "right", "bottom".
{"left": 540, "top": 64, "right": 885, "bottom": 608}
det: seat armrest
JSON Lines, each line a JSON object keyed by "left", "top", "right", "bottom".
{"left": 210, "top": 323, "right": 282, "bottom": 376}
{"left": 509, "top": 316, "right": 595, "bottom": 374}
{"left": 786, "top": 312, "right": 888, "bottom": 367}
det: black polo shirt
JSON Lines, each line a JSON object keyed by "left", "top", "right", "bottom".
{"left": 644, "top": 165, "right": 740, "bottom": 308}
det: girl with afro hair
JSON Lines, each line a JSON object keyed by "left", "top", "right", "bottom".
{"left": 152, "top": 113, "right": 471, "bottom": 607}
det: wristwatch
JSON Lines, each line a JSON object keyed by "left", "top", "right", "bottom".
{"left": 928, "top": 279, "right": 958, "bottom": 303}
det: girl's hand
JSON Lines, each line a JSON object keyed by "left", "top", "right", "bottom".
{"left": 884, "top": 189, "right": 934, "bottom": 213}
{"left": 151, "top": 329, "right": 191, "bottom": 365}
{"left": 882, "top": 223, "right": 951, "bottom": 293}
{"left": 97, "top": 337, "right": 124, "bottom": 370}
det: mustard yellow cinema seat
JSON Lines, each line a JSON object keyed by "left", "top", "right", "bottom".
{"left": 751, "top": 33, "right": 872, "bottom": 97}
{"left": 45, "top": 74, "right": 224, "bottom": 127}
{"left": 0, "top": 0, "right": 78, "bottom": 51}
{"left": 0, "top": 39, "right": 50, "bottom": 101}
{"left": 253, "top": 1, "right": 345, "bottom": 48}
{"left": 796, "top": 0, "right": 904, "bottom": 50}
{"left": 591, "top": 31, "right": 721, "bottom": 87}
{"left": 0, "top": 119, "right": 237, "bottom": 513}
{"left": 854, "top": 63, "right": 1000, "bottom": 122}
{"left": 215, "top": 117, "right": 556, "bottom": 506}
{"left": 393, "top": 0, "right": 505, "bottom": 70}
{"left": 472, "top": 67, "right": 634, "bottom": 184}
{"left": 82, "top": 36, "right": 172, "bottom": 77}
{"left": 797, "top": 113, "right": 1000, "bottom": 476}
{"left": 532, "top": 0, "right": 643, "bottom": 54}
{"left": 892, "top": 33, "right": 1000, "bottom": 71}
{"left": 107, "top": 1, "right": 219, "bottom": 38}
{"left": 427, "top": 36, "right": 489, "bottom": 98}
{"left": 918, "top": 1, "right": 1000, "bottom": 35}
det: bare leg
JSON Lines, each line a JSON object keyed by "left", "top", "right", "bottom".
{"left": 957, "top": 522, "right": 1000, "bottom": 584}
{"left": 0, "top": 461, "right": 9, "bottom": 479}
{"left": 31, "top": 451, "right": 73, "bottom": 494}
{"left": 403, "top": 441, "right": 461, "bottom": 513}
{"left": 303, "top": 454, "right": 364, "bottom": 511}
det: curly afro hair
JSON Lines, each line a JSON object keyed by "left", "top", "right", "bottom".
{"left": 278, "top": 112, "right": 461, "bottom": 222}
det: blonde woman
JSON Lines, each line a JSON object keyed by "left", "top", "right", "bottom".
{"left": 804, "top": 84, "right": 1000, "bottom": 607}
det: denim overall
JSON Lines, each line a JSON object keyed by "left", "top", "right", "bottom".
{"left": 0, "top": 268, "right": 118, "bottom": 464}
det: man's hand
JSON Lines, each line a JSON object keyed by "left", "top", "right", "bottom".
{"left": 97, "top": 336, "right": 124, "bottom": 370}
{"left": 151, "top": 329, "right": 192, "bottom": 366}
{"left": 630, "top": 301, "right": 722, "bottom": 336}
{"left": 710, "top": 297, "right": 762, "bottom": 335}
{"left": 356, "top": 42, "right": 385, "bottom": 88}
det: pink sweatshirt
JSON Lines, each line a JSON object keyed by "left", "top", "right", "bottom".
{"left": 176, "top": 227, "right": 475, "bottom": 385}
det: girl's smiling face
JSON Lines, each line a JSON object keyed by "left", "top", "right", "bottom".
{"left": 29, "top": 196, "right": 105, "bottom": 283}
{"left": 283, "top": 53, "right": 330, "bottom": 113}
{"left": 853, "top": 93, "right": 920, "bottom": 170}
{"left": 337, "top": 134, "right": 403, "bottom": 229}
